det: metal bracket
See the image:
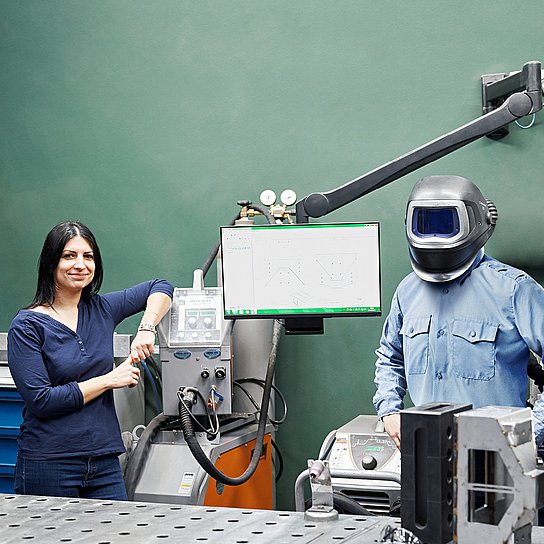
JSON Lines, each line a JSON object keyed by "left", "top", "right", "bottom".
{"left": 481, "top": 72, "right": 511, "bottom": 139}
{"left": 481, "top": 63, "right": 543, "bottom": 139}
{"left": 304, "top": 460, "right": 339, "bottom": 521}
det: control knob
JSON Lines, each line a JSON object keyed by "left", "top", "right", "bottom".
{"left": 362, "top": 455, "right": 377, "bottom": 470}
{"left": 188, "top": 317, "right": 198, "bottom": 328}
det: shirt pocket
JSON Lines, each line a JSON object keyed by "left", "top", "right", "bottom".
{"left": 400, "top": 316, "right": 431, "bottom": 375}
{"left": 451, "top": 320, "right": 498, "bottom": 380}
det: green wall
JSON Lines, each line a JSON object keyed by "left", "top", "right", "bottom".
{"left": 1, "top": 1, "right": 543, "bottom": 509}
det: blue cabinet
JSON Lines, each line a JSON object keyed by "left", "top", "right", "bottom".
{"left": 0, "top": 389, "right": 23, "bottom": 492}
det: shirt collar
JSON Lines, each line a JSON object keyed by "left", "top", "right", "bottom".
{"left": 457, "top": 248, "right": 485, "bottom": 285}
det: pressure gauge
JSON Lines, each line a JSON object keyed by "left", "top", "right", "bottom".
{"left": 259, "top": 189, "right": 277, "bottom": 206}
{"left": 280, "top": 189, "right": 297, "bottom": 206}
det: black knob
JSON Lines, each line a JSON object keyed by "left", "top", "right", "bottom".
{"left": 214, "top": 366, "right": 226, "bottom": 379}
{"left": 362, "top": 455, "right": 377, "bottom": 470}
{"left": 201, "top": 368, "right": 210, "bottom": 379}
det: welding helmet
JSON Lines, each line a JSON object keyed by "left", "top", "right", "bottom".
{"left": 405, "top": 175, "right": 498, "bottom": 282}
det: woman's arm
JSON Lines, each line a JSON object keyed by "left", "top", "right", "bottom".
{"left": 130, "top": 292, "right": 172, "bottom": 362}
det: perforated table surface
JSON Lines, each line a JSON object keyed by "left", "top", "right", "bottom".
{"left": 0, "top": 493, "right": 401, "bottom": 543}
{"left": 2, "top": 493, "right": 544, "bottom": 543}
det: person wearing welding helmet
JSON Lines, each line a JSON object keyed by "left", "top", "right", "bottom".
{"left": 373, "top": 175, "right": 544, "bottom": 448}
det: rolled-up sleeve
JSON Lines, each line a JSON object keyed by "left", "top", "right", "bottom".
{"left": 8, "top": 321, "right": 84, "bottom": 419}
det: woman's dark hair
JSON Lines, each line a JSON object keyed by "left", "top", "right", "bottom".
{"left": 27, "top": 221, "right": 104, "bottom": 308}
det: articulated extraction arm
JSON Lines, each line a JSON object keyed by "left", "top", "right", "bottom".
{"left": 295, "top": 61, "right": 542, "bottom": 224}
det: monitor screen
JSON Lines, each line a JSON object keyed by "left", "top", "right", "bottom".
{"left": 220, "top": 222, "right": 381, "bottom": 319}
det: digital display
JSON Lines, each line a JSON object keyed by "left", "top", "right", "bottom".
{"left": 220, "top": 222, "right": 381, "bottom": 319}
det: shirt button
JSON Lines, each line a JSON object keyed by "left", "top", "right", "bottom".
{"left": 437, "top": 329, "right": 444, "bottom": 337}
{"left": 436, "top": 372, "right": 443, "bottom": 379}
{"left": 470, "top": 331, "right": 476, "bottom": 337}
{"left": 443, "top": 288, "right": 449, "bottom": 294}
{"left": 409, "top": 327, "right": 414, "bottom": 333}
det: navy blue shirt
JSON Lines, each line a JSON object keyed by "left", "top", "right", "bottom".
{"left": 7, "top": 280, "right": 173, "bottom": 459}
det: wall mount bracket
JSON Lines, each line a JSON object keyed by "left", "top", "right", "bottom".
{"left": 481, "top": 62, "right": 544, "bottom": 139}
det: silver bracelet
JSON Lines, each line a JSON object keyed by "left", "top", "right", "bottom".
{"left": 138, "top": 323, "right": 156, "bottom": 334}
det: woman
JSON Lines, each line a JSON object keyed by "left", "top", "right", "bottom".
{"left": 7, "top": 221, "right": 173, "bottom": 500}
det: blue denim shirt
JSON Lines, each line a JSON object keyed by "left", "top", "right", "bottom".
{"left": 373, "top": 251, "right": 544, "bottom": 445}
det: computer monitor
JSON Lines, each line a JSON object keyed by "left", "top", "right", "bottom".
{"left": 220, "top": 222, "right": 381, "bottom": 319}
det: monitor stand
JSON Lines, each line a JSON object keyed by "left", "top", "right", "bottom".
{"left": 284, "top": 317, "right": 324, "bottom": 335}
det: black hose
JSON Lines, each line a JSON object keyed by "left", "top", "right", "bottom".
{"left": 304, "top": 491, "right": 376, "bottom": 516}
{"left": 178, "top": 319, "right": 282, "bottom": 485}
{"left": 235, "top": 377, "right": 288, "bottom": 425}
{"left": 271, "top": 437, "right": 284, "bottom": 483}
{"left": 201, "top": 212, "right": 241, "bottom": 278}
{"left": 123, "top": 413, "right": 170, "bottom": 500}
{"left": 250, "top": 204, "right": 275, "bottom": 225}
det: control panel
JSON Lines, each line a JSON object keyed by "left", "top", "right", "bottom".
{"left": 159, "top": 286, "right": 233, "bottom": 417}
{"left": 329, "top": 416, "right": 399, "bottom": 474}
{"left": 166, "top": 288, "right": 223, "bottom": 346}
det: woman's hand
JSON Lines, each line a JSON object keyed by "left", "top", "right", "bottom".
{"left": 130, "top": 330, "right": 155, "bottom": 363}
{"left": 108, "top": 357, "right": 141, "bottom": 389}
{"left": 79, "top": 357, "right": 140, "bottom": 404}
